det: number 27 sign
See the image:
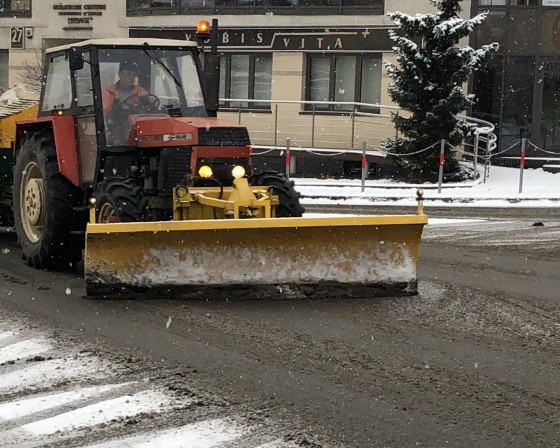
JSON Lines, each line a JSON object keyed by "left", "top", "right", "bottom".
{"left": 11, "top": 26, "right": 24, "bottom": 49}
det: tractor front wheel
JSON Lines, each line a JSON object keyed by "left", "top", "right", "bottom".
{"left": 94, "top": 178, "right": 148, "bottom": 223}
{"left": 13, "top": 132, "right": 82, "bottom": 269}
{"left": 249, "top": 172, "right": 305, "bottom": 217}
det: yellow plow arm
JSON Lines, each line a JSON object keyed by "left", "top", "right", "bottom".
{"left": 172, "top": 179, "right": 277, "bottom": 220}
{"left": 84, "top": 214, "right": 428, "bottom": 298}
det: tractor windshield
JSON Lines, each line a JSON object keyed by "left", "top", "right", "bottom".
{"left": 98, "top": 47, "right": 206, "bottom": 146}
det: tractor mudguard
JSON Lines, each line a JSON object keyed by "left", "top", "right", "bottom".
{"left": 16, "top": 115, "right": 80, "bottom": 187}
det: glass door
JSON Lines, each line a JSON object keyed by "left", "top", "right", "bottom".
{"left": 540, "top": 63, "right": 560, "bottom": 149}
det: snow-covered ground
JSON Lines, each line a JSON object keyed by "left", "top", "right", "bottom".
{"left": 295, "top": 165, "right": 560, "bottom": 208}
{"left": 0, "top": 315, "right": 301, "bottom": 448}
{"left": 2, "top": 165, "right": 557, "bottom": 447}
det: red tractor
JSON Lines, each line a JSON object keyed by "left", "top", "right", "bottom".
{"left": 13, "top": 23, "right": 304, "bottom": 271}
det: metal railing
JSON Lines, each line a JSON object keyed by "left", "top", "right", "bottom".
{"left": 219, "top": 98, "right": 497, "bottom": 160}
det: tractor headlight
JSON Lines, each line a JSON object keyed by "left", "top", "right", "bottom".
{"left": 198, "top": 165, "right": 213, "bottom": 178}
{"left": 231, "top": 165, "right": 246, "bottom": 179}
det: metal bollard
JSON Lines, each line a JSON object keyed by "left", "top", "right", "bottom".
{"left": 519, "top": 137, "right": 526, "bottom": 194}
{"left": 285, "top": 137, "right": 291, "bottom": 179}
{"left": 437, "top": 139, "right": 445, "bottom": 194}
{"left": 416, "top": 189, "right": 425, "bottom": 215}
{"left": 361, "top": 142, "right": 367, "bottom": 193}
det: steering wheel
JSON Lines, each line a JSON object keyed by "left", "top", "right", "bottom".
{"left": 119, "top": 93, "right": 161, "bottom": 113}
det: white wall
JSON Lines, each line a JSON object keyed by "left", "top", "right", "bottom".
{"left": 0, "top": 0, "right": 124, "bottom": 88}
{"left": 0, "top": 1, "right": 123, "bottom": 50}
{"left": 385, "top": 0, "right": 472, "bottom": 22}
{"left": 385, "top": 0, "right": 437, "bottom": 17}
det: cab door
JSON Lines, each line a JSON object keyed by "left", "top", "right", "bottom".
{"left": 72, "top": 50, "right": 99, "bottom": 185}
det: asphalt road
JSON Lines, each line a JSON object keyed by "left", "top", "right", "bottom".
{"left": 1, "top": 206, "right": 559, "bottom": 447}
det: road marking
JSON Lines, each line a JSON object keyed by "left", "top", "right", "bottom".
{"left": 0, "top": 331, "right": 18, "bottom": 343}
{"left": 82, "top": 418, "right": 245, "bottom": 448}
{"left": 0, "top": 319, "right": 305, "bottom": 448}
{"left": 0, "top": 338, "right": 51, "bottom": 364}
{"left": 255, "top": 441, "right": 302, "bottom": 448}
{"left": 18, "top": 390, "right": 174, "bottom": 436}
{"left": 0, "top": 358, "right": 111, "bottom": 393}
{"left": 427, "top": 218, "right": 486, "bottom": 225}
{"left": 0, "top": 383, "right": 133, "bottom": 421}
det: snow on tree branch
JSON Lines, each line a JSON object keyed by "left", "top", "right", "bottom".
{"left": 383, "top": 0, "right": 499, "bottom": 183}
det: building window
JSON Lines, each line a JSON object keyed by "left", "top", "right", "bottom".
{"left": 151, "top": 0, "right": 178, "bottom": 7}
{"left": 127, "top": 0, "right": 383, "bottom": 15}
{"left": 478, "top": 0, "right": 538, "bottom": 5}
{"left": 501, "top": 56, "right": 534, "bottom": 146}
{"left": 0, "top": 50, "right": 8, "bottom": 91}
{"left": 509, "top": 0, "right": 539, "bottom": 4}
{"left": 128, "top": 0, "right": 177, "bottom": 8}
{"left": 478, "top": 0, "right": 507, "bottom": 5}
{"left": 220, "top": 53, "right": 272, "bottom": 109}
{"left": 0, "top": 0, "right": 31, "bottom": 15}
{"left": 472, "top": 55, "right": 503, "bottom": 126}
{"left": 306, "top": 54, "right": 381, "bottom": 112}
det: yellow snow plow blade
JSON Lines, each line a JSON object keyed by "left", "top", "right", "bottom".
{"left": 84, "top": 214, "right": 428, "bottom": 298}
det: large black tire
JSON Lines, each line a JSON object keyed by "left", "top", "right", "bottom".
{"left": 13, "top": 132, "right": 82, "bottom": 269}
{"left": 94, "top": 178, "right": 148, "bottom": 223}
{"left": 249, "top": 172, "right": 305, "bottom": 217}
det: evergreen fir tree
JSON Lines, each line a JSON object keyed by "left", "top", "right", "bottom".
{"left": 384, "top": 0, "right": 498, "bottom": 182}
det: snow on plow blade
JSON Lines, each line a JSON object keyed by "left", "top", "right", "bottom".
{"left": 84, "top": 215, "right": 428, "bottom": 298}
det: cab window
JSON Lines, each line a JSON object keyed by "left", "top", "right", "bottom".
{"left": 42, "top": 55, "right": 72, "bottom": 112}
{"left": 75, "top": 51, "right": 94, "bottom": 108}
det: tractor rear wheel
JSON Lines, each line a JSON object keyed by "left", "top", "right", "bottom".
{"left": 249, "top": 172, "right": 305, "bottom": 217}
{"left": 94, "top": 178, "right": 148, "bottom": 223}
{"left": 13, "top": 132, "right": 82, "bottom": 269}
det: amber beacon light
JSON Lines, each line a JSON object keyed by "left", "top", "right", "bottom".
{"left": 197, "top": 20, "right": 210, "bottom": 38}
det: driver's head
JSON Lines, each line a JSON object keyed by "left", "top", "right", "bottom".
{"left": 118, "top": 61, "right": 139, "bottom": 90}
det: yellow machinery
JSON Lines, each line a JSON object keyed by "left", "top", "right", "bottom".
{"left": 84, "top": 167, "right": 428, "bottom": 298}
{"left": 0, "top": 44, "right": 428, "bottom": 300}
{"left": 0, "top": 85, "right": 39, "bottom": 226}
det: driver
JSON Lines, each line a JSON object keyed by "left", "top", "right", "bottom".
{"left": 102, "top": 60, "right": 152, "bottom": 145}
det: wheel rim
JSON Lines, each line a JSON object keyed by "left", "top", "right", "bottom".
{"left": 20, "top": 161, "right": 45, "bottom": 244}
{"left": 98, "top": 202, "right": 119, "bottom": 223}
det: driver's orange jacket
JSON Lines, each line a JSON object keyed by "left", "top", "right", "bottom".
{"left": 102, "top": 83, "right": 149, "bottom": 119}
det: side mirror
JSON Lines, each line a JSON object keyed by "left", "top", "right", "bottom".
{"left": 68, "top": 47, "right": 84, "bottom": 71}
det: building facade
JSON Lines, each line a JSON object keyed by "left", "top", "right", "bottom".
{"left": 472, "top": 0, "right": 560, "bottom": 153}
{"left": 0, "top": 1, "right": 121, "bottom": 89}
{"left": 0, "top": 0, "right": 442, "bottom": 108}
{"left": 2, "top": 1, "right": 497, "bottom": 176}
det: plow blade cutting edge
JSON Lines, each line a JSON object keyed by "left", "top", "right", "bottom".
{"left": 84, "top": 215, "right": 428, "bottom": 298}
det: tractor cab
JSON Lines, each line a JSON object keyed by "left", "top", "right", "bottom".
{"left": 96, "top": 45, "right": 208, "bottom": 146}
{"left": 33, "top": 38, "right": 229, "bottom": 188}
{"left": 41, "top": 39, "right": 207, "bottom": 149}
